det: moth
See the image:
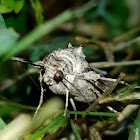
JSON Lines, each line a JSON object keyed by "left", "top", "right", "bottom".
{"left": 12, "top": 43, "right": 121, "bottom": 116}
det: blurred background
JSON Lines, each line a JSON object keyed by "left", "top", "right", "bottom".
{"left": 0, "top": 0, "right": 140, "bottom": 139}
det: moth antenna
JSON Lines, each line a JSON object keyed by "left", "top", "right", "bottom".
{"left": 11, "top": 57, "right": 44, "bottom": 68}
{"left": 12, "top": 57, "right": 47, "bottom": 118}
{"left": 13, "top": 58, "right": 48, "bottom": 99}
{"left": 13, "top": 59, "right": 41, "bottom": 91}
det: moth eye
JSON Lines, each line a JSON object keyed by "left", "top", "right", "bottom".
{"left": 53, "top": 70, "right": 64, "bottom": 82}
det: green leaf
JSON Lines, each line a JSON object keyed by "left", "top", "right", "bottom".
{"left": 24, "top": 112, "right": 69, "bottom": 140}
{"left": 0, "top": 29, "right": 19, "bottom": 57}
{"left": 0, "top": 105, "right": 14, "bottom": 118}
{"left": 0, "top": 0, "right": 15, "bottom": 13}
{"left": 69, "top": 111, "right": 117, "bottom": 117}
{"left": 30, "top": 0, "right": 44, "bottom": 24}
{"left": 0, "top": 13, "right": 6, "bottom": 29}
{"left": 4, "top": 3, "right": 28, "bottom": 31}
{"left": 0, "top": 100, "right": 36, "bottom": 111}
{"left": 2, "top": 0, "right": 96, "bottom": 61}
{"left": 14, "top": 0, "right": 25, "bottom": 14}
{"left": 128, "top": 110, "right": 140, "bottom": 140}
{"left": 0, "top": 118, "right": 6, "bottom": 131}
{"left": 0, "top": 0, "right": 25, "bottom": 14}
{"left": 70, "top": 119, "right": 82, "bottom": 140}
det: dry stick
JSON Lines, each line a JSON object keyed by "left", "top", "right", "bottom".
{"left": 98, "top": 92, "right": 140, "bottom": 104}
{"left": 85, "top": 72, "right": 125, "bottom": 112}
{"left": 76, "top": 27, "right": 140, "bottom": 62}
{"left": 75, "top": 37, "right": 114, "bottom": 62}
{"left": 90, "top": 118, "right": 117, "bottom": 133}
{"left": 117, "top": 104, "right": 139, "bottom": 122}
{"left": 90, "top": 60, "right": 140, "bottom": 68}
{"left": 100, "top": 72, "right": 125, "bottom": 97}
{"left": 90, "top": 39, "right": 114, "bottom": 62}
{"left": 90, "top": 35, "right": 140, "bottom": 68}
{"left": 113, "top": 26, "right": 140, "bottom": 43}
{"left": 109, "top": 49, "right": 133, "bottom": 76}
{"left": 113, "top": 36, "right": 140, "bottom": 51}
{"left": 76, "top": 28, "right": 140, "bottom": 62}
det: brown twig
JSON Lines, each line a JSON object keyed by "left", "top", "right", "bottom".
{"left": 85, "top": 73, "right": 125, "bottom": 112}
{"left": 113, "top": 26, "right": 140, "bottom": 43}
{"left": 90, "top": 60, "right": 140, "bottom": 68}
{"left": 113, "top": 36, "right": 140, "bottom": 51}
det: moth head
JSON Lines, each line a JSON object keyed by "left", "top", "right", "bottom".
{"left": 53, "top": 70, "right": 64, "bottom": 82}
{"left": 43, "top": 64, "right": 65, "bottom": 86}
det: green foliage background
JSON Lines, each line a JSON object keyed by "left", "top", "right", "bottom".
{"left": 0, "top": 0, "right": 140, "bottom": 140}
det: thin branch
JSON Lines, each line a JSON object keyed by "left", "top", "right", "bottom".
{"left": 113, "top": 36, "right": 140, "bottom": 51}
{"left": 90, "top": 60, "right": 140, "bottom": 68}
{"left": 113, "top": 26, "right": 140, "bottom": 43}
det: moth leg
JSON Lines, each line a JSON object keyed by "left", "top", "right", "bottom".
{"left": 70, "top": 98, "right": 77, "bottom": 120}
{"left": 33, "top": 71, "right": 44, "bottom": 119}
{"left": 63, "top": 90, "right": 69, "bottom": 116}
{"left": 70, "top": 98, "right": 77, "bottom": 112}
